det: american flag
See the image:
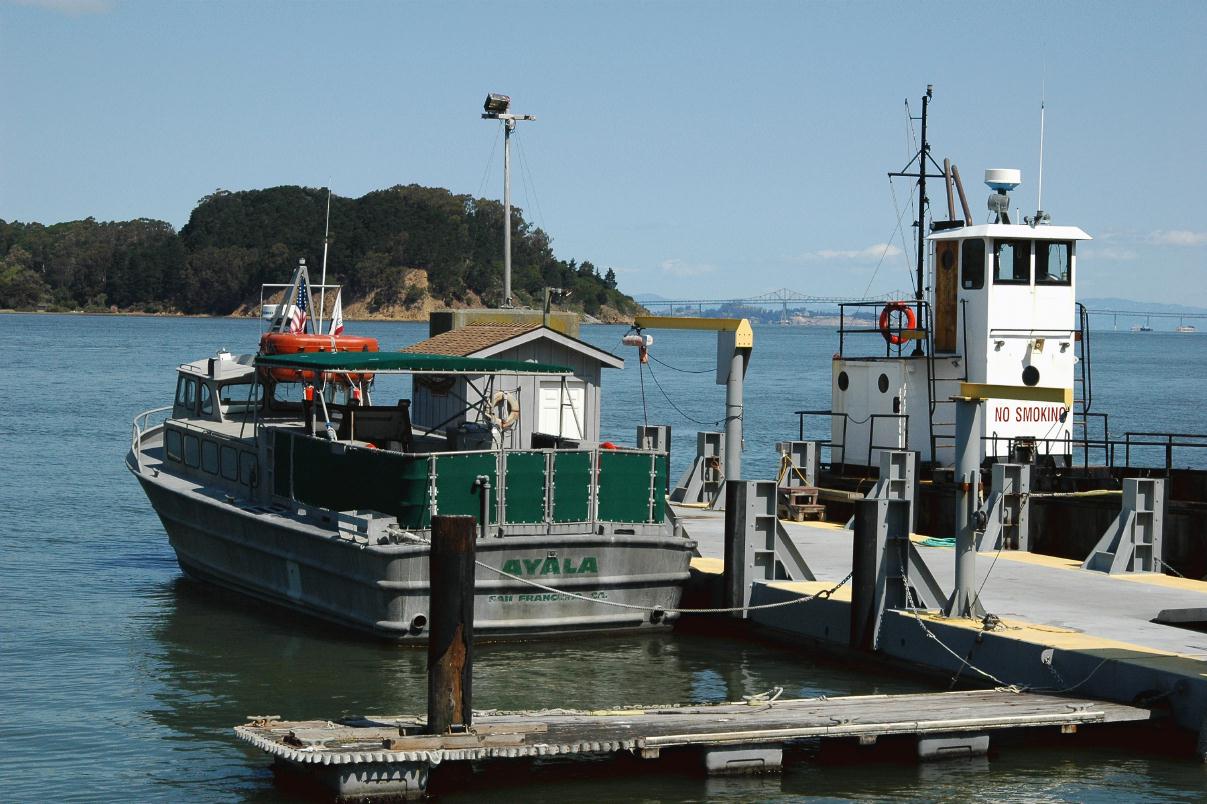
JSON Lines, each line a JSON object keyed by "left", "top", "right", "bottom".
{"left": 289, "top": 278, "right": 308, "bottom": 334}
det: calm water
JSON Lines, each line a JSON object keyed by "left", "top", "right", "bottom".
{"left": 2, "top": 314, "right": 1206, "bottom": 802}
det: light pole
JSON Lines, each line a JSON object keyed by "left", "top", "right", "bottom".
{"left": 482, "top": 93, "right": 535, "bottom": 308}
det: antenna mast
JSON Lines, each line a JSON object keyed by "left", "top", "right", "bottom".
{"left": 318, "top": 189, "right": 331, "bottom": 331}
{"left": 888, "top": 84, "right": 946, "bottom": 354}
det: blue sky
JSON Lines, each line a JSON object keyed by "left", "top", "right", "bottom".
{"left": 2, "top": 0, "right": 1205, "bottom": 304}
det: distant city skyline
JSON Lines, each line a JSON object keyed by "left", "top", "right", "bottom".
{"left": 2, "top": 1, "right": 1204, "bottom": 305}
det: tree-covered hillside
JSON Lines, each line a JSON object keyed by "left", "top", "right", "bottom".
{"left": 0, "top": 185, "right": 640, "bottom": 319}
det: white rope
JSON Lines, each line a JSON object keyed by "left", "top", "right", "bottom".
{"left": 474, "top": 559, "right": 852, "bottom": 616}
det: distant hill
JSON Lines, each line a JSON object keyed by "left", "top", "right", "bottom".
{"left": 0, "top": 185, "right": 640, "bottom": 321}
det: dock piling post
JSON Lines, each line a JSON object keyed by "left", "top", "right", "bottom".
{"left": 427, "top": 515, "right": 477, "bottom": 734}
{"left": 723, "top": 481, "right": 754, "bottom": 618}
{"left": 946, "top": 399, "right": 986, "bottom": 619}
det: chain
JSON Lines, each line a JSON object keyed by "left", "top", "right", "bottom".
{"left": 895, "top": 557, "right": 1019, "bottom": 690}
{"left": 475, "top": 559, "right": 853, "bottom": 616}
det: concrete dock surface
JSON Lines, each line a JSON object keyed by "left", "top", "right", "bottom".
{"left": 673, "top": 502, "right": 1207, "bottom": 734}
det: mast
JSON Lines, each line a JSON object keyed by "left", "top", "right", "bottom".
{"left": 916, "top": 89, "right": 929, "bottom": 307}
{"left": 318, "top": 190, "right": 331, "bottom": 331}
{"left": 888, "top": 84, "right": 945, "bottom": 355}
{"left": 481, "top": 94, "right": 535, "bottom": 309}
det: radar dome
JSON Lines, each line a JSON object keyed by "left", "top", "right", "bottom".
{"left": 985, "top": 168, "right": 1022, "bottom": 192}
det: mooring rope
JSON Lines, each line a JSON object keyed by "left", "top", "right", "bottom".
{"left": 473, "top": 559, "right": 852, "bottom": 616}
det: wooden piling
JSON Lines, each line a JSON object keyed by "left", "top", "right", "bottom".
{"left": 427, "top": 515, "right": 476, "bottom": 735}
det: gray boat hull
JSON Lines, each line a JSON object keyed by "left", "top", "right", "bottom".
{"left": 134, "top": 470, "right": 695, "bottom": 641}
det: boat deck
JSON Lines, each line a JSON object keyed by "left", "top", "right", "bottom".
{"left": 674, "top": 503, "right": 1207, "bottom": 732}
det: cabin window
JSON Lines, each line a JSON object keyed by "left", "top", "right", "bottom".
{"left": 200, "top": 383, "right": 214, "bottom": 417}
{"left": 993, "top": 239, "right": 1031, "bottom": 284}
{"left": 183, "top": 434, "right": 200, "bottom": 468}
{"left": 220, "top": 381, "right": 264, "bottom": 415}
{"left": 176, "top": 376, "right": 198, "bottom": 413}
{"left": 165, "top": 429, "right": 183, "bottom": 462}
{"left": 220, "top": 445, "right": 239, "bottom": 480}
{"left": 960, "top": 239, "right": 985, "bottom": 289}
{"left": 240, "top": 452, "right": 258, "bottom": 488}
{"left": 201, "top": 440, "right": 219, "bottom": 474}
{"left": 1035, "top": 241, "right": 1072, "bottom": 286}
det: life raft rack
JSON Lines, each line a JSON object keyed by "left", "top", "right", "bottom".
{"left": 257, "top": 332, "right": 380, "bottom": 384}
{"left": 878, "top": 301, "right": 918, "bottom": 346}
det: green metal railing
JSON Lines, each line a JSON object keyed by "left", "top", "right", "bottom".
{"left": 273, "top": 430, "right": 667, "bottom": 531}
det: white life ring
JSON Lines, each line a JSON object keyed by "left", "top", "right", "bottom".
{"left": 486, "top": 391, "right": 519, "bottom": 430}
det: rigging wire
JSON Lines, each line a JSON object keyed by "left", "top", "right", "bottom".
{"left": 647, "top": 352, "right": 713, "bottom": 374}
{"left": 862, "top": 179, "right": 918, "bottom": 299}
{"left": 475, "top": 126, "right": 502, "bottom": 200}
{"left": 644, "top": 360, "right": 736, "bottom": 427}
{"left": 513, "top": 131, "right": 548, "bottom": 235}
{"left": 886, "top": 179, "right": 920, "bottom": 295}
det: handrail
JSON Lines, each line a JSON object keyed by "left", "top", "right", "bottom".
{"left": 130, "top": 406, "right": 173, "bottom": 474}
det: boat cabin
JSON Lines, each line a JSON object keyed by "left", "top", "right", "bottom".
{"left": 830, "top": 171, "right": 1093, "bottom": 470}
{"left": 172, "top": 351, "right": 262, "bottom": 424}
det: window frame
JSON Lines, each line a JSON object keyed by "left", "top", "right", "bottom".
{"left": 993, "top": 239, "right": 1032, "bottom": 285}
{"left": 165, "top": 429, "right": 183, "bottom": 463}
{"left": 960, "top": 238, "right": 986, "bottom": 290}
{"left": 1034, "top": 240, "right": 1074, "bottom": 287}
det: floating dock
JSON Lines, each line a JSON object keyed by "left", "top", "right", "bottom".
{"left": 676, "top": 502, "right": 1207, "bottom": 736}
{"left": 236, "top": 689, "right": 1151, "bottom": 799}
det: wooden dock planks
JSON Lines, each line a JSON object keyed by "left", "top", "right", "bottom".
{"left": 236, "top": 689, "right": 1152, "bottom": 767}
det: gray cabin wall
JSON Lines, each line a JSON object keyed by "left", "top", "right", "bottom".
{"left": 492, "top": 341, "right": 603, "bottom": 447}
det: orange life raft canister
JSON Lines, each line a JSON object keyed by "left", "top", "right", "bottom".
{"left": 257, "top": 332, "right": 379, "bottom": 384}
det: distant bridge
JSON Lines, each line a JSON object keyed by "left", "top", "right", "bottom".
{"left": 638, "top": 289, "right": 1207, "bottom": 324}
{"left": 637, "top": 288, "right": 907, "bottom": 310}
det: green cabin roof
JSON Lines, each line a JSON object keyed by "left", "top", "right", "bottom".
{"left": 254, "top": 350, "right": 572, "bottom": 375}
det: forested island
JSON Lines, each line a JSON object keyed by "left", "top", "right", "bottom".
{"left": 0, "top": 184, "right": 642, "bottom": 320}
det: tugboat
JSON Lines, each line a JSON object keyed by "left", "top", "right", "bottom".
{"left": 792, "top": 87, "right": 1207, "bottom": 577}
{"left": 127, "top": 263, "right": 694, "bottom": 641}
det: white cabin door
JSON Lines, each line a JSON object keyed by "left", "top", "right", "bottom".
{"left": 538, "top": 380, "right": 586, "bottom": 439}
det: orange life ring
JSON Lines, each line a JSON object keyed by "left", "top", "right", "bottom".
{"left": 878, "top": 302, "right": 917, "bottom": 345}
{"left": 257, "top": 332, "right": 379, "bottom": 384}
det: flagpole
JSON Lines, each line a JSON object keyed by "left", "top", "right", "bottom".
{"left": 318, "top": 189, "right": 331, "bottom": 332}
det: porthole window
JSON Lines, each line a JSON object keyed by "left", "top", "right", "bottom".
{"left": 878, "top": 374, "right": 890, "bottom": 393}
{"left": 1022, "top": 366, "right": 1040, "bottom": 386}
{"left": 837, "top": 371, "right": 849, "bottom": 391}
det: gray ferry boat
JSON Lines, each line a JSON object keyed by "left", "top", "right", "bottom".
{"left": 127, "top": 269, "right": 693, "bottom": 641}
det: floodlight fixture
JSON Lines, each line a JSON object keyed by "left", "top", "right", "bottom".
{"left": 483, "top": 93, "right": 511, "bottom": 116}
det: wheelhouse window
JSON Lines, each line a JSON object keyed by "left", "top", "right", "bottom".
{"left": 199, "top": 383, "right": 214, "bottom": 417}
{"left": 175, "top": 376, "right": 198, "bottom": 414}
{"left": 1035, "top": 241, "right": 1073, "bottom": 286}
{"left": 220, "top": 381, "right": 264, "bottom": 416}
{"left": 960, "top": 239, "right": 985, "bottom": 290}
{"left": 994, "top": 239, "right": 1031, "bottom": 284}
